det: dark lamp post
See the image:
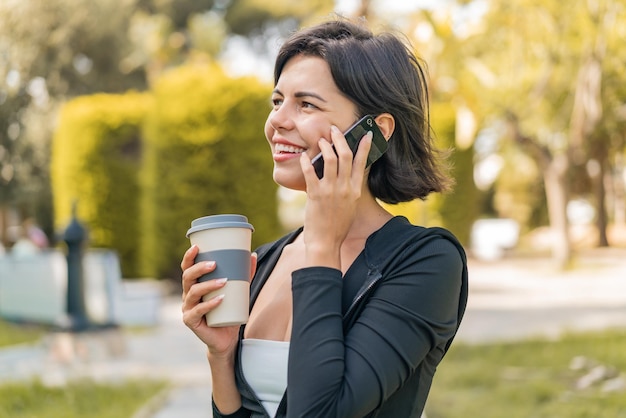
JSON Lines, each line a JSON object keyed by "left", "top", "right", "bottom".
{"left": 62, "top": 205, "right": 91, "bottom": 331}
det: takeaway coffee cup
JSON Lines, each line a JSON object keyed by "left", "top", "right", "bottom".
{"left": 186, "top": 214, "right": 254, "bottom": 327}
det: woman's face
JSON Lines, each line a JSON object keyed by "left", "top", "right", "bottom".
{"left": 264, "top": 55, "right": 359, "bottom": 191}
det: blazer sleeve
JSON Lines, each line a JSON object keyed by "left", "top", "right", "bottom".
{"left": 288, "top": 236, "right": 464, "bottom": 418}
{"left": 212, "top": 402, "right": 250, "bottom": 418}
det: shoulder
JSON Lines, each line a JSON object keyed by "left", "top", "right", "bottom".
{"left": 366, "top": 217, "right": 466, "bottom": 267}
{"left": 413, "top": 227, "right": 466, "bottom": 261}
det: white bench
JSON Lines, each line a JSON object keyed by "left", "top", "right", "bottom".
{"left": 0, "top": 250, "right": 67, "bottom": 324}
{"left": 0, "top": 249, "right": 163, "bottom": 327}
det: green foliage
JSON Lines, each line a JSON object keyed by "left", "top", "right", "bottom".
{"left": 137, "top": 0, "right": 217, "bottom": 29}
{"left": 0, "top": 0, "right": 151, "bottom": 245}
{"left": 430, "top": 102, "right": 479, "bottom": 245}
{"left": 0, "top": 379, "right": 166, "bottom": 418}
{"left": 494, "top": 140, "right": 548, "bottom": 230}
{"left": 51, "top": 92, "right": 152, "bottom": 277}
{"left": 426, "top": 329, "right": 626, "bottom": 418}
{"left": 466, "top": 0, "right": 626, "bottom": 203}
{"left": 224, "top": 0, "right": 334, "bottom": 35}
{"left": 2, "top": 0, "right": 317, "bottom": 246}
{"left": 141, "top": 64, "right": 280, "bottom": 279}
{"left": 52, "top": 64, "right": 281, "bottom": 280}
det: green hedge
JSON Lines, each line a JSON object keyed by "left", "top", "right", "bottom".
{"left": 52, "top": 64, "right": 281, "bottom": 279}
{"left": 51, "top": 92, "right": 151, "bottom": 277}
{"left": 140, "top": 64, "right": 280, "bottom": 279}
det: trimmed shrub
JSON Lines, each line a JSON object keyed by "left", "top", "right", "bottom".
{"left": 51, "top": 92, "right": 151, "bottom": 277}
{"left": 141, "top": 63, "right": 280, "bottom": 279}
{"left": 52, "top": 65, "right": 281, "bottom": 280}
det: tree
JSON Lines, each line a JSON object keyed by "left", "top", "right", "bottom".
{"left": 1, "top": 0, "right": 333, "bottom": 248}
{"left": 0, "top": 0, "right": 147, "bottom": 245}
{"left": 402, "top": 4, "right": 484, "bottom": 244}
{"left": 459, "top": 0, "right": 626, "bottom": 267}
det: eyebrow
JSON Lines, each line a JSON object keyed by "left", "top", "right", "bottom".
{"left": 272, "top": 88, "right": 327, "bottom": 103}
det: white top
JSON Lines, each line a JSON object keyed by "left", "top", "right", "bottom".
{"left": 241, "top": 338, "right": 290, "bottom": 418}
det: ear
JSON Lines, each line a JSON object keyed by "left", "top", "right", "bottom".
{"left": 374, "top": 113, "right": 395, "bottom": 141}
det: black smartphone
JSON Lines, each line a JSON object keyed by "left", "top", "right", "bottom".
{"left": 311, "top": 114, "right": 388, "bottom": 179}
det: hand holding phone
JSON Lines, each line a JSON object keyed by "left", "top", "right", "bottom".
{"left": 311, "top": 115, "right": 388, "bottom": 179}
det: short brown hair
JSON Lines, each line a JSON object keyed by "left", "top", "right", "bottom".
{"left": 274, "top": 19, "right": 451, "bottom": 204}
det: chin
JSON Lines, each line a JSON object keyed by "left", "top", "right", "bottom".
{"left": 273, "top": 169, "right": 306, "bottom": 192}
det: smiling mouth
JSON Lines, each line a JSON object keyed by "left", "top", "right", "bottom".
{"left": 275, "top": 143, "right": 306, "bottom": 154}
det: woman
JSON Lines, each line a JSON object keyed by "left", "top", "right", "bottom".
{"left": 181, "top": 18, "right": 468, "bottom": 418}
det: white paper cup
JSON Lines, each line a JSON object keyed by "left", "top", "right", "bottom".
{"left": 186, "top": 214, "right": 254, "bottom": 327}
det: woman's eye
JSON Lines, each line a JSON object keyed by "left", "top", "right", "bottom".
{"left": 271, "top": 98, "right": 283, "bottom": 108}
{"left": 302, "top": 101, "right": 318, "bottom": 109}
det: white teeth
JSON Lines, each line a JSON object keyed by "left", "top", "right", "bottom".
{"left": 275, "top": 143, "right": 306, "bottom": 154}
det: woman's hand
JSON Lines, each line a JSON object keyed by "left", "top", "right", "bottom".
{"left": 300, "top": 125, "right": 372, "bottom": 268}
{"left": 181, "top": 245, "right": 257, "bottom": 357}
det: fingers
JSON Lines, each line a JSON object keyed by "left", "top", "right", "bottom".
{"left": 303, "top": 137, "right": 336, "bottom": 181}
{"left": 182, "top": 285, "right": 226, "bottom": 327}
{"left": 329, "top": 125, "right": 372, "bottom": 177}
{"left": 330, "top": 126, "right": 353, "bottom": 176}
{"left": 181, "top": 245, "right": 216, "bottom": 297}
{"left": 300, "top": 126, "right": 356, "bottom": 183}
{"left": 352, "top": 131, "right": 372, "bottom": 184}
{"left": 181, "top": 260, "right": 214, "bottom": 294}
{"left": 330, "top": 126, "right": 373, "bottom": 189}
{"left": 181, "top": 244, "right": 199, "bottom": 271}
{"left": 182, "top": 278, "right": 228, "bottom": 316}
{"left": 182, "top": 247, "right": 257, "bottom": 300}
{"left": 300, "top": 147, "right": 319, "bottom": 182}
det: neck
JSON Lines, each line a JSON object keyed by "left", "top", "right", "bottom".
{"left": 345, "top": 193, "right": 393, "bottom": 242}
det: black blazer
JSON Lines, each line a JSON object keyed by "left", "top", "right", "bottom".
{"left": 213, "top": 216, "right": 468, "bottom": 418}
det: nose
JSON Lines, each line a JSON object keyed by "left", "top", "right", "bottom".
{"left": 268, "top": 103, "right": 295, "bottom": 132}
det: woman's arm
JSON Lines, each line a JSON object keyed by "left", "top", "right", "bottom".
{"left": 287, "top": 236, "right": 464, "bottom": 417}
{"left": 181, "top": 245, "right": 253, "bottom": 417}
{"left": 208, "top": 350, "right": 246, "bottom": 417}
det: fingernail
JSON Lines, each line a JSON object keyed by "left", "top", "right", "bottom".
{"left": 212, "top": 294, "right": 225, "bottom": 302}
{"left": 205, "top": 261, "right": 215, "bottom": 269}
{"left": 331, "top": 125, "right": 339, "bottom": 133}
{"left": 365, "top": 131, "right": 373, "bottom": 140}
{"left": 215, "top": 278, "right": 228, "bottom": 285}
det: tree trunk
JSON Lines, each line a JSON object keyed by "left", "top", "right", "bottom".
{"left": 594, "top": 159, "right": 609, "bottom": 247}
{"left": 587, "top": 132, "right": 610, "bottom": 247}
{"left": 543, "top": 153, "right": 572, "bottom": 268}
{"left": 506, "top": 112, "right": 573, "bottom": 268}
{"left": 614, "top": 154, "right": 626, "bottom": 225}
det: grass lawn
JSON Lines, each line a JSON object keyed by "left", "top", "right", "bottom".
{"left": 0, "top": 379, "right": 167, "bottom": 418}
{"left": 425, "top": 329, "right": 626, "bottom": 418}
{"left": 1, "top": 319, "right": 167, "bottom": 417}
{"left": 0, "top": 319, "right": 47, "bottom": 348}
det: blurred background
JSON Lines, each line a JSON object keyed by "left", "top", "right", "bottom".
{"left": 2, "top": 1, "right": 626, "bottom": 416}
{"left": 1, "top": 0, "right": 625, "bottom": 280}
